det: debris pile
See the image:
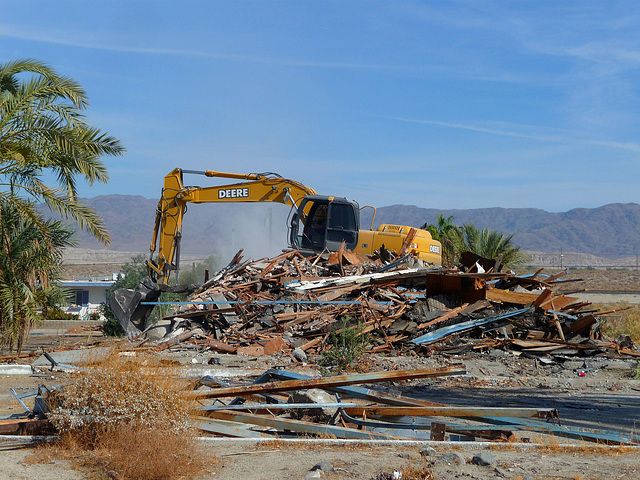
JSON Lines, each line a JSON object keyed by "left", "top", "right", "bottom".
{"left": 188, "top": 366, "right": 639, "bottom": 444}
{"left": 146, "top": 249, "right": 639, "bottom": 361}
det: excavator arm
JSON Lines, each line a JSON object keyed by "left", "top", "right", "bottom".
{"left": 148, "top": 168, "right": 317, "bottom": 284}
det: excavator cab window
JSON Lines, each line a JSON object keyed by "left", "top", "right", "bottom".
{"left": 326, "top": 202, "right": 357, "bottom": 250}
{"left": 301, "top": 202, "right": 328, "bottom": 249}
{"left": 293, "top": 197, "right": 359, "bottom": 252}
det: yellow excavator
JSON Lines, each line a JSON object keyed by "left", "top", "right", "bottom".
{"left": 110, "top": 168, "right": 442, "bottom": 335}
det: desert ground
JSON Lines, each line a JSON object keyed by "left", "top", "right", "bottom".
{"left": 1, "top": 266, "right": 639, "bottom": 479}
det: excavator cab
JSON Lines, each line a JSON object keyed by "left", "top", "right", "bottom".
{"left": 289, "top": 196, "right": 360, "bottom": 254}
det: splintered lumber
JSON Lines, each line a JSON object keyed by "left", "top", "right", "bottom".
{"left": 153, "top": 331, "right": 195, "bottom": 351}
{"left": 298, "top": 336, "right": 324, "bottom": 351}
{"left": 542, "top": 271, "right": 566, "bottom": 283}
{"left": 191, "top": 365, "right": 466, "bottom": 400}
{"left": 509, "top": 339, "right": 605, "bottom": 353}
{"left": 618, "top": 348, "right": 640, "bottom": 358}
{"left": 538, "top": 294, "right": 580, "bottom": 312}
{"left": 530, "top": 268, "right": 545, "bottom": 280}
{"left": 317, "top": 284, "right": 364, "bottom": 301}
{"left": 162, "top": 247, "right": 636, "bottom": 360}
{"left": 397, "top": 227, "right": 417, "bottom": 257}
{"left": 533, "top": 288, "right": 553, "bottom": 308}
{"left": 564, "top": 314, "right": 597, "bottom": 334}
{"left": 552, "top": 314, "right": 566, "bottom": 342}
{"left": 341, "top": 248, "right": 368, "bottom": 265}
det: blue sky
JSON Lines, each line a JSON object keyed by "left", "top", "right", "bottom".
{"left": 2, "top": 1, "right": 640, "bottom": 212}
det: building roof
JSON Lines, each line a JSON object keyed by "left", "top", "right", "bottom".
{"left": 60, "top": 280, "right": 115, "bottom": 288}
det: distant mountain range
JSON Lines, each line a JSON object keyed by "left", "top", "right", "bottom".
{"left": 65, "top": 195, "right": 640, "bottom": 258}
{"left": 360, "top": 203, "right": 640, "bottom": 257}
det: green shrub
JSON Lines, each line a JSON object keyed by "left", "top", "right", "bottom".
{"left": 100, "top": 303, "right": 124, "bottom": 337}
{"left": 321, "top": 317, "right": 369, "bottom": 373}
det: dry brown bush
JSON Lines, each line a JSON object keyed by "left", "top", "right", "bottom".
{"left": 32, "top": 352, "right": 214, "bottom": 480}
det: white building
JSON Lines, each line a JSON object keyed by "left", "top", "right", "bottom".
{"left": 59, "top": 275, "right": 117, "bottom": 319}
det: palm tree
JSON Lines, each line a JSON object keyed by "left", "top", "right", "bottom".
{"left": 0, "top": 58, "right": 125, "bottom": 244}
{"left": 453, "top": 223, "right": 527, "bottom": 269}
{"left": 420, "top": 214, "right": 460, "bottom": 266}
{"left": 0, "top": 59, "right": 124, "bottom": 351}
{"left": 0, "top": 200, "right": 74, "bottom": 353}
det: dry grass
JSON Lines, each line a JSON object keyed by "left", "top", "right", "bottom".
{"left": 256, "top": 438, "right": 376, "bottom": 451}
{"left": 532, "top": 444, "right": 637, "bottom": 455}
{"left": 398, "top": 458, "right": 436, "bottom": 480}
{"left": 29, "top": 352, "right": 215, "bottom": 480}
{"left": 593, "top": 302, "right": 640, "bottom": 342}
{"left": 487, "top": 442, "right": 637, "bottom": 456}
{"left": 373, "top": 457, "right": 435, "bottom": 480}
{"left": 28, "top": 427, "right": 215, "bottom": 480}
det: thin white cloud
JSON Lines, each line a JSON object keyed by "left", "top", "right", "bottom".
{"left": 386, "top": 116, "right": 640, "bottom": 153}
{"left": 0, "top": 24, "right": 441, "bottom": 72}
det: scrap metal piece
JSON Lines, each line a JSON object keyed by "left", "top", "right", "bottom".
{"left": 411, "top": 308, "right": 531, "bottom": 345}
{"left": 191, "top": 365, "right": 466, "bottom": 400}
{"left": 32, "top": 347, "right": 112, "bottom": 369}
{"left": 430, "top": 422, "right": 446, "bottom": 441}
{"left": 193, "top": 416, "right": 272, "bottom": 438}
{"left": 197, "top": 402, "right": 357, "bottom": 412}
{"left": 479, "top": 416, "right": 640, "bottom": 446}
{"left": 340, "top": 406, "right": 560, "bottom": 419}
{"left": 206, "top": 410, "right": 402, "bottom": 440}
{"left": 0, "top": 418, "right": 54, "bottom": 435}
{"left": 10, "top": 388, "right": 32, "bottom": 415}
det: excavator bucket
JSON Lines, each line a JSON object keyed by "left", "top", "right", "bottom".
{"left": 109, "top": 278, "right": 199, "bottom": 338}
{"left": 109, "top": 280, "right": 163, "bottom": 337}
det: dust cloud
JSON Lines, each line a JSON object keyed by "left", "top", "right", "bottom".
{"left": 179, "top": 203, "right": 294, "bottom": 263}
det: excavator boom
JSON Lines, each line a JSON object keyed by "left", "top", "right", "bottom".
{"left": 149, "top": 168, "right": 317, "bottom": 284}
